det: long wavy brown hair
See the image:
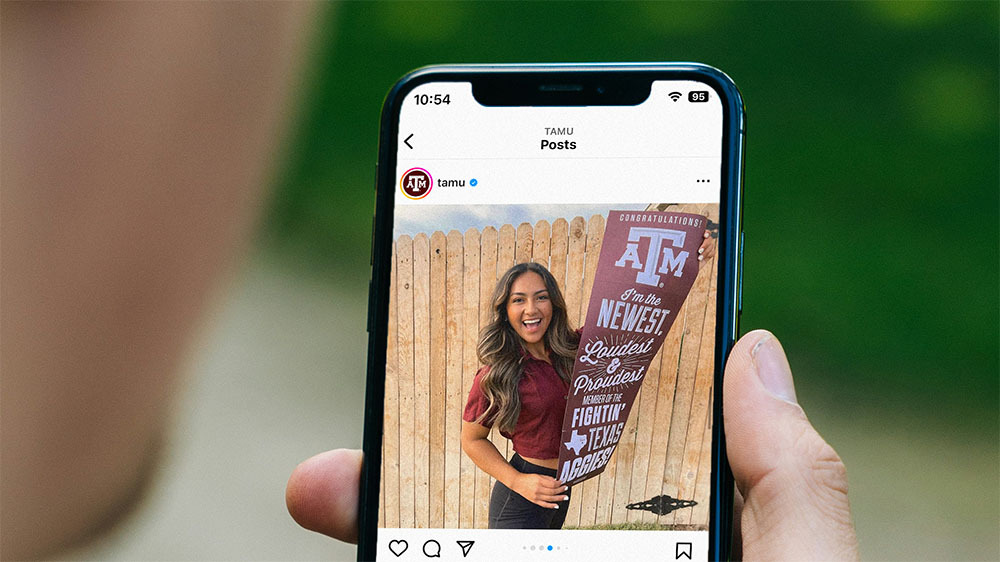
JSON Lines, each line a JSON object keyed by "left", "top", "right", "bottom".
{"left": 474, "top": 262, "right": 580, "bottom": 434}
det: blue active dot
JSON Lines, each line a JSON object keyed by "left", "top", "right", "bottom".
{"left": 547, "top": 545, "right": 553, "bottom": 551}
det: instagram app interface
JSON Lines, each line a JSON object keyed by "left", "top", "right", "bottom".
{"left": 380, "top": 81, "right": 722, "bottom": 561}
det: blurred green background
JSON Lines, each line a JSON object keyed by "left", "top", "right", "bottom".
{"left": 258, "top": 1, "right": 998, "bottom": 559}
{"left": 53, "top": 3, "right": 997, "bottom": 560}
{"left": 269, "top": 2, "right": 997, "bottom": 426}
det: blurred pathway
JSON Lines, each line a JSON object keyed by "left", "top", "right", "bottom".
{"left": 68, "top": 256, "right": 365, "bottom": 560}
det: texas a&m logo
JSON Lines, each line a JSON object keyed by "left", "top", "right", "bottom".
{"left": 614, "top": 227, "right": 689, "bottom": 287}
{"left": 400, "top": 167, "right": 432, "bottom": 199}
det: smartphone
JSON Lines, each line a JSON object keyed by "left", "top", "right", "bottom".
{"left": 360, "top": 64, "right": 744, "bottom": 561}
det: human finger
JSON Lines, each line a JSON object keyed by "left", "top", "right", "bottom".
{"left": 528, "top": 478, "right": 565, "bottom": 496}
{"left": 519, "top": 474, "right": 563, "bottom": 495}
{"left": 536, "top": 492, "right": 570, "bottom": 505}
{"left": 698, "top": 231, "right": 716, "bottom": 260}
{"left": 535, "top": 477, "right": 567, "bottom": 494}
{"left": 517, "top": 475, "right": 565, "bottom": 508}
{"left": 723, "top": 330, "right": 858, "bottom": 561}
{"left": 527, "top": 495, "right": 561, "bottom": 509}
{"left": 286, "top": 449, "right": 362, "bottom": 544}
{"left": 537, "top": 474, "right": 564, "bottom": 487}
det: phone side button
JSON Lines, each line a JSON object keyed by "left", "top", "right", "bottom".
{"left": 738, "top": 231, "right": 744, "bottom": 316}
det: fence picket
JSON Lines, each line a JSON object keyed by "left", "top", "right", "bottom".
{"left": 478, "top": 226, "right": 501, "bottom": 501}
{"left": 532, "top": 219, "right": 551, "bottom": 267}
{"left": 690, "top": 392, "right": 714, "bottom": 529}
{"left": 413, "top": 234, "right": 431, "bottom": 527}
{"left": 549, "top": 218, "right": 569, "bottom": 295}
{"left": 515, "top": 222, "right": 533, "bottom": 264}
{"left": 380, "top": 448, "right": 386, "bottom": 528}
{"left": 495, "top": 224, "right": 516, "bottom": 464}
{"left": 383, "top": 242, "right": 399, "bottom": 527}
{"left": 461, "top": 228, "right": 481, "bottom": 528}
{"left": 396, "top": 235, "right": 415, "bottom": 528}
{"left": 470, "top": 226, "right": 493, "bottom": 530}
{"left": 443, "top": 231, "right": 464, "bottom": 528}
{"left": 429, "top": 232, "right": 447, "bottom": 527}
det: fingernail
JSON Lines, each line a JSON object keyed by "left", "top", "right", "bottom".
{"left": 553, "top": 505, "right": 559, "bottom": 510}
{"left": 562, "top": 486, "right": 568, "bottom": 492}
{"left": 751, "top": 334, "right": 798, "bottom": 405}
{"left": 563, "top": 496, "right": 569, "bottom": 501}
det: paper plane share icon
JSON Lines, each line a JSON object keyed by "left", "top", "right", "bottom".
{"left": 456, "top": 540, "right": 475, "bottom": 557}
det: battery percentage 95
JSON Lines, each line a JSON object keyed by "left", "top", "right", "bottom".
{"left": 688, "top": 91, "right": 709, "bottom": 102}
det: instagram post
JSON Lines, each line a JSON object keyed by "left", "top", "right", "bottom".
{"left": 379, "top": 202, "right": 719, "bottom": 534}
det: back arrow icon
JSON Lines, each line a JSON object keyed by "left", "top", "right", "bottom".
{"left": 404, "top": 134, "right": 414, "bottom": 149}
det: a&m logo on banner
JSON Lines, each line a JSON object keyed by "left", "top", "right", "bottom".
{"left": 557, "top": 211, "right": 707, "bottom": 486}
{"left": 615, "top": 227, "right": 692, "bottom": 287}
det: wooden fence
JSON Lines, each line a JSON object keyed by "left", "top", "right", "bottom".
{"left": 380, "top": 203, "right": 718, "bottom": 530}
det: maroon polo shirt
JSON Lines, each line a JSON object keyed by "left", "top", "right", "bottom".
{"left": 463, "top": 352, "right": 569, "bottom": 460}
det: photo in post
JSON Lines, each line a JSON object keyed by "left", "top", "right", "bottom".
{"left": 380, "top": 203, "right": 719, "bottom": 531}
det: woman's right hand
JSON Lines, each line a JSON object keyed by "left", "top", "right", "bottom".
{"left": 510, "top": 472, "right": 569, "bottom": 509}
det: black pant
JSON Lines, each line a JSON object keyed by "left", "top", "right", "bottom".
{"left": 488, "top": 453, "right": 572, "bottom": 529}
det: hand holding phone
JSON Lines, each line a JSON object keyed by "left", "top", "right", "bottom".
{"left": 286, "top": 333, "right": 859, "bottom": 559}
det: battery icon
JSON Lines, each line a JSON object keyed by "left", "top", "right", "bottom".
{"left": 688, "top": 91, "right": 709, "bottom": 102}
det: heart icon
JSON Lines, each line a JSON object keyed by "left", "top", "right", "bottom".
{"left": 388, "top": 539, "right": 408, "bottom": 557}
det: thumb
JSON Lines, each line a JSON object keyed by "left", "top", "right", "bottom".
{"left": 724, "top": 330, "right": 858, "bottom": 561}
{"left": 285, "top": 449, "right": 362, "bottom": 544}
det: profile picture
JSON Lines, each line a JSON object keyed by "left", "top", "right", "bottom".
{"left": 400, "top": 167, "right": 432, "bottom": 199}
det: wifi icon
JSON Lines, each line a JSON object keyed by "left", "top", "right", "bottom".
{"left": 668, "top": 91, "right": 683, "bottom": 102}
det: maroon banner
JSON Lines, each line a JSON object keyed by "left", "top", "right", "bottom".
{"left": 557, "top": 210, "right": 708, "bottom": 486}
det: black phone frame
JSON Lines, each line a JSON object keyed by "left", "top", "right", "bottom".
{"left": 359, "top": 63, "right": 745, "bottom": 562}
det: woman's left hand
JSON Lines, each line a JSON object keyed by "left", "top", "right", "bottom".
{"left": 698, "top": 229, "right": 716, "bottom": 262}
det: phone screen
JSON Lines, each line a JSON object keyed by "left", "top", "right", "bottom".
{"left": 371, "top": 74, "right": 736, "bottom": 561}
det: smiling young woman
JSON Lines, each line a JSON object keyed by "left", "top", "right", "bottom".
{"left": 460, "top": 262, "right": 580, "bottom": 529}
